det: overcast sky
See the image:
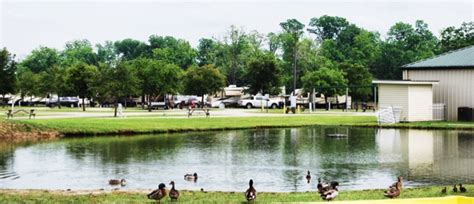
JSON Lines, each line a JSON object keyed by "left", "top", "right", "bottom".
{"left": 1, "top": 0, "right": 473, "bottom": 58}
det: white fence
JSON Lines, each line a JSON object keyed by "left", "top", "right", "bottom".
{"left": 377, "top": 106, "right": 403, "bottom": 124}
{"left": 432, "top": 103, "right": 446, "bottom": 121}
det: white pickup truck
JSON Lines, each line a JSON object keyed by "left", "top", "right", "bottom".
{"left": 239, "top": 96, "right": 282, "bottom": 109}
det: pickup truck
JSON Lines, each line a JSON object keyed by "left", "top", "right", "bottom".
{"left": 239, "top": 96, "right": 282, "bottom": 109}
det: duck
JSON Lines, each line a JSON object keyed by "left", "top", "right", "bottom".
{"left": 169, "top": 181, "right": 179, "bottom": 201}
{"left": 147, "top": 183, "right": 167, "bottom": 203}
{"left": 320, "top": 181, "right": 339, "bottom": 201}
{"left": 245, "top": 179, "right": 257, "bottom": 202}
{"left": 441, "top": 187, "right": 447, "bottom": 194}
{"left": 306, "top": 171, "right": 311, "bottom": 183}
{"left": 390, "top": 176, "right": 403, "bottom": 190}
{"left": 384, "top": 184, "right": 401, "bottom": 199}
{"left": 453, "top": 184, "right": 458, "bottom": 193}
{"left": 109, "top": 179, "right": 126, "bottom": 186}
{"left": 459, "top": 184, "right": 467, "bottom": 193}
{"left": 317, "top": 178, "right": 331, "bottom": 194}
{"left": 184, "top": 173, "right": 198, "bottom": 182}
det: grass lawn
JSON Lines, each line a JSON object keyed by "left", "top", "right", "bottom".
{"left": 0, "top": 185, "right": 472, "bottom": 203}
{"left": 15, "top": 115, "right": 377, "bottom": 136}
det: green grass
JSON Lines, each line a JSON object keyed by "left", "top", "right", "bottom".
{"left": 0, "top": 185, "right": 472, "bottom": 203}
{"left": 15, "top": 115, "right": 376, "bottom": 136}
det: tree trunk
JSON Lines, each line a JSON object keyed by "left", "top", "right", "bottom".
{"left": 148, "top": 96, "right": 152, "bottom": 112}
{"left": 201, "top": 95, "right": 205, "bottom": 108}
{"left": 57, "top": 95, "right": 61, "bottom": 109}
{"left": 293, "top": 49, "right": 297, "bottom": 95}
{"left": 141, "top": 93, "right": 145, "bottom": 109}
{"left": 114, "top": 100, "right": 118, "bottom": 117}
{"left": 2, "top": 94, "right": 4, "bottom": 108}
{"left": 124, "top": 97, "right": 128, "bottom": 109}
{"left": 82, "top": 98, "right": 86, "bottom": 111}
{"left": 325, "top": 95, "right": 328, "bottom": 111}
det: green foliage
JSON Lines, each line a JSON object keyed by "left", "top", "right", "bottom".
{"left": 279, "top": 19, "right": 305, "bottom": 93}
{"left": 244, "top": 53, "right": 281, "bottom": 95}
{"left": 114, "top": 38, "right": 148, "bottom": 60}
{"left": 96, "top": 41, "right": 119, "bottom": 66}
{"left": 440, "top": 21, "right": 474, "bottom": 52}
{"left": 339, "top": 62, "right": 373, "bottom": 100}
{"left": 20, "top": 46, "right": 60, "bottom": 73}
{"left": 302, "top": 66, "right": 347, "bottom": 101}
{"left": 0, "top": 48, "right": 17, "bottom": 96}
{"left": 308, "top": 15, "right": 350, "bottom": 41}
{"left": 183, "top": 64, "right": 225, "bottom": 98}
{"left": 66, "top": 62, "right": 98, "bottom": 110}
{"left": 61, "top": 40, "right": 98, "bottom": 66}
{"left": 148, "top": 35, "right": 196, "bottom": 69}
{"left": 197, "top": 38, "right": 219, "bottom": 66}
{"left": 16, "top": 70, "right": 40, "bottom": 98}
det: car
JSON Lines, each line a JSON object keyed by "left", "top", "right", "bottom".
{"left": 211, "top": 96, "right": 240, "bottom": 108}
{"left": 46, "top": 97, "right": 79, "bottom": 107}
{"left": 238, "top": 96, "right": 282, "bottom": 109}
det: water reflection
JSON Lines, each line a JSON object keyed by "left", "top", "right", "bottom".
{"left": 0, "top": 127, "right": 472, "bottom": 192}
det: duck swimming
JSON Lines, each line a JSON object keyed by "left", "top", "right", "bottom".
{"left": 169, "top": 181, "right": 180, "bottom": 201}
{"left": 184, "top": 173, "right": 198, "bottom": 182}
{"left": 306, "top": 171, "right": 311, "bottom": 183}
{"left": 245, "top": 179, "right": 257, "bottom": 202}
{"left": 148, "top": 183, "right": 167, "bottom": 203}
{"left": 109, "top": 179, "right": 126, "bottom": 186}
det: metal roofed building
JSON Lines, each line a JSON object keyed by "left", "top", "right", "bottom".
{"left": 402, "top": 45, "right": 474, "bottom": 121}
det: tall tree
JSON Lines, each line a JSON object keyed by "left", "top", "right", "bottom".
{"left": 197, "top": 38, "right": 219, "bottom": 66}
{"left": 16, "top": 70, "right": 40, "bottom": 103}
{"left": 301, "top": 66, "right": 347, "bottom": 109}
{"left": 0, "top": 48, "right": 17, "bottom": 103}
{"left": 114, "top": 38, "right": 148, "bottom": 61}
{"left": 66, "top": 62, "right": 98, "bottom": 111}
{"left": 148, "top": 35, "right": 196, "bottom": 69}
{"left": 307, "top": 15, "right": 349, "bottom": 41}
{"left": 96, "top": 41, "right": 119, "bottom": 66}
{"left": 440, "top": 21, "right": 474, "bottom": 52}
{"left": 279, "top": 19, "right": 305, "bottom": 94}
{"left": 183, "top": 64, "right": 226, "bottom": 105}
{"left": 20, "top": 46, "right": 60, "bottom": 73}
{"left": 221, "top": 26, "right": 251, "bottom": 85}
{"left": 62, "top": 39, "right": 98, "bottom": 66}
{"left": 244, "top": 53, "right": 281, "bottom": 95}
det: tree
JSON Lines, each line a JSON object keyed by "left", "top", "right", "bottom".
{"left": 129, "top": 58, "right": 183, "bottom": 111}
{"left": 307, "top": 15, "right": 349, "bottom": 41}
{"left": 221, "top": 26, "right": 251, "bottom": 85}
{"left": 61, "top": 40, "right": 98, "bottom": 66}
{"left": 301, "top": 67, "right": 347, "bottom": 109}
{"left": 16, "top": 70, "right": 40, "bottom": 103}
{"left": 66, "top": 62, "right": 98, "bottom": 111}
{"left": 148, "top": 35, "right": 196, "bottom": 69}
{"left": 197, "top": 38, "right": 219, "bottom": 66}
{"left": 20, "top": 46, "right": 60, "bottom": 73}
{"left": 244, "top": 53, "right": 281, "bottom": 95}
{"left": 0, "top": 48, "right": 17, "bottom": 103}
{"left": 95, "top": 62, "right": 139, "bottom": 117}
{"left": 114, "top": 39, "right": 148, "bottom": 61}
{"left": 96, "top": 41, "right": 119, "bottom": 66}
{"left": 339, "top": 62, "right": 372, "bottom": 100}
{"left": 279, "top": 19, "right": 305, "bottom": 94}
{"left": 440, "top": 21, "right": 474, "bottom": 52}
{"left": 183, "top": 64, "right": 226, "bottom": 105}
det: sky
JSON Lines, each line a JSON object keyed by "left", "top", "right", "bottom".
{"left": 1, "top": 0, "right": 473, "bottom": 59}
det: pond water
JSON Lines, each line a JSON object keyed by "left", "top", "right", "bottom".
{"left": 0, "top": 126, "right": 473, "bottom": 192}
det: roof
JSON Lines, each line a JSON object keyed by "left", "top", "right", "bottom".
{"left": 402, "top": 45, "right": 474, "bottom": 69}
{"left": 372, "top": 80, "right": 438, "bottom": 85}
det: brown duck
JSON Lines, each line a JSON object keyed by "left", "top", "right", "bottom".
{"left": 306, "top": 171, "right": 311, "bottom": 183}
{"left": 384, "top": 177, "right": 402, "bottom": 199}
{"left": 184, "top": 173, "right": 198, "bottom": 182}
{"left": 459, "top": 184, "right": 467, "bottom": 193}
{"left": 320, "top": 182, "right": 339, "bottom": 201}
{"left": 147, "top": 183, "right": 167, "bottom": 203}
{"left": 109, "top": 179, "right": 126, "bottom": 186}
{"left": 169, "top": 181, "right": 180, "bottom": 201}
{"left": 245, "top": 179, "right": 257, "bottom": 202}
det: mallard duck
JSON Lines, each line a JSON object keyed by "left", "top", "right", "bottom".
{"left": 317, "top": 178, "right": 331, "bottom": 194}
{"left": 147, "top": 183, "right": 167, "bottom": 203}
{"left": 109, "top": 179, "right": 126, "bottom": 186}
{"left": 321, "top": 182, "right": 339, "bottom": 201}
{"left": 441, "top": 187, "right": 447, "bottom": 194}
{"left": 459, "top": 184, "right": 467, "bottom": 193}
{"left": 184, "top": 173, "right": 198, "bottom": 182}
{"left": 390, "top": 176, "right": 403, "bottom": 190}
{"left": 245, "top": 179, "right": 257, "bottom": 202}
{"left": 453, "top": 184, "right": 458, "bottom": 192}
{"left": 306, "top": 171, "right": 311, "bottom": 183}
{"left": 384, "top": 184, "right": 401, "bottom": 199}
{"left": 169, "top": 181, "right": 180, "bottom": 201}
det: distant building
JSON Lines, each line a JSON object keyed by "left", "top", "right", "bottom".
{"left": 402, "top": 45, "right": 474, "bottom": 121}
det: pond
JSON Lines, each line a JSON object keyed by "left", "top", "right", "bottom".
{"left": 0, "top": 126, "right": 473, "bottom": 192}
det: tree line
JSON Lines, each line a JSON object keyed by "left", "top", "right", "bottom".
{"left": 1, "top": 16, "right": 473, "bottom": 113}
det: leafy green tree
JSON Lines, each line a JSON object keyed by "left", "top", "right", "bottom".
{"left": 129, "top": 58, "right": 183, "bottom": 111}
{"left": 221, "top": 26, "right": 251, "bottom": 85}
{"left": 183, "top": 64, "right": 226, "bottom": 105}
{"left": 114, "top": 39, "right": 148, "bottom": 61}
{"left": 197, "top": 38, "right": 219, "bottom": 66}
{"left": 96, "top": 41, "right": 119, "bottom": 66}
{"left": 339, "top": 62, "right": 373, "bottom": 100}
{"left": 66, "top": 62, "right": 99, "bottom": 111}
{"left": 279, "top": 19, "right": 305, "bottom": 94}
{"left": 0, "top": 48, "right": 17, "bottom": 103}
{"left": 244, "top": 53, "right": 281, "bottom": 95}
{"left": 148, "top": 35, "right": 196, "bottom": 69}
{"left": 266, "top": 32, "right": 281, "bottom": 54}
{"left": 16, "top": 70, "right": 40, "bottom": 103}
{"left": 302, "top": 66, "right": 347, "bottom": 109}
{"left": 61, "top": 40, "right": 98, "bottom": 66}
{"left": 307, "top": 15, "right": 349, "bottom": 41}
{"left": 96, "top": 62, "right": 139, "bottom": 117}
{"left": 440, "top": 21, "right": 474, "bottom": 52}
{"left": 20, "top": 46, "right": 60, "bottom": 73}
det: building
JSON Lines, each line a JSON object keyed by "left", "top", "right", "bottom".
{"left": 402, "top": 45, "right": 474, "bottom": 121}
{"left": 373, "top": 80, "right": 438, "bottom": 122}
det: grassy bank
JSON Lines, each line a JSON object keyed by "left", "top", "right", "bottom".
{"left": 16, "top": 115, "right": 377, "bottom": 136}
{"left": 0, "top": 119, "right": 60, "bottom": 142}
{"left": 1, "top": 185, "right": 472, "bottom": 203}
